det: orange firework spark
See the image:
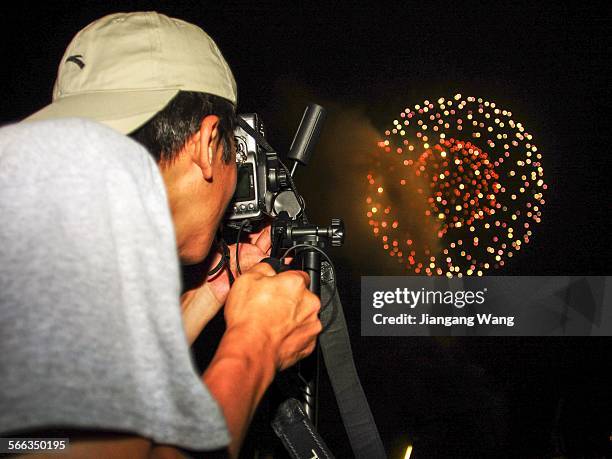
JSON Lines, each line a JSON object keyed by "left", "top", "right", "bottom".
{"left": 366, "top": 94, "right": 547, "bottom": 277}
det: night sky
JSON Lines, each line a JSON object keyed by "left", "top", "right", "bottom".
{"left": 1, "top": 2, "right": 611, "bottom": 457}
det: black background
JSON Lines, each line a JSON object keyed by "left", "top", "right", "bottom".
{"left": 1, "top": 2, "right": 611, "bottom": 457}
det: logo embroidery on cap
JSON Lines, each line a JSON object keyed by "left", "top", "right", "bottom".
{"left": 66, "top": 55, "right": 85, "bottom": 69}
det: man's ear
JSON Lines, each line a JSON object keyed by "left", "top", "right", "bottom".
{"left": 191, "top": 115, "right": 221, "bottom": 181}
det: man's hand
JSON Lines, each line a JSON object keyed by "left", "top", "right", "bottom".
{"left": 224, "top": 262, "right": 322, "bottom": 370}
{"left": 203, "top": 262, "right": 321, "bottom": 457}
{"left": 206, "top": 225, "right": 272, "bottom": 305}
{"left": 180, "top": 225, "right": 273, "bottom": 344}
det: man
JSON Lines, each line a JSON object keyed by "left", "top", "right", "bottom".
{"left": 0, "top": 11, "right": 321, "bottom": 458}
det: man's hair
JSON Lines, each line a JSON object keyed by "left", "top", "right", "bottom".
{"left": 130, "top": 91, "right": 237, "bottom": 165}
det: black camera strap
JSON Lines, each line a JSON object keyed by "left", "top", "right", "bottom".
{"left": 239, "top": 109, "right": 385, "bottom": 457}
{"left": 269, "top": 263, "right": 386, "bottom": 458}
{"left": 237, "top": 116, "right": 275, "bottom": 153}
{"left": 272, "top": 398, "right": 335, "bottom": 459}
{"left": 316, "top": 279, "right": 387, "bottom": 459}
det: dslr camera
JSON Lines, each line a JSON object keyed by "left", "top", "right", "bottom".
{"left": 225, "top": 105, "right": 325, "bottom": 230}
{"left": 227, "top": 113, "right": 286, "bottom": 223}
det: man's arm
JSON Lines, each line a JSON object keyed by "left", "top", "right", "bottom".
{"left": 181, "top": 283, "right": 223, "bottom": 345}
{"left": 202, "top": 327, "right": 275, "bottom": 458}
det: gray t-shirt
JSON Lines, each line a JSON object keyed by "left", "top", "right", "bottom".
{"left": 0, "top": 119, "right": 229, "bottom": 451}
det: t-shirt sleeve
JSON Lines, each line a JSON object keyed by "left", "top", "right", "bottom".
{"left": 0, "top": 119, "right": 229, "bottom": 451}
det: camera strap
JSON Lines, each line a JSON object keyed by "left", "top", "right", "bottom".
{"left": 237, "top": 116, "right": 275, "bottom": 153}
{"left": 317, "top": 278, "right": 387, "bottom": 459}
{"left": 272, "top": 398, "right": 335, "bottom": 459}
{"left": 272, "top": 268, "right": 386, "bottom": 458}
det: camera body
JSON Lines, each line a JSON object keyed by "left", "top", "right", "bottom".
{"left": 226, "top": 113, "right": 287, "bottom": 225}
{"left": 225, "top": 105, "right": 329, "bottom": 232}
{"left": 229, "top": 114, "right": 267, "bottom": 221}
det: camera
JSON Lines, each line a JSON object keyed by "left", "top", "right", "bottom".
{"left": 220, "top": 105, "right": 354, "bottom": 451}
{"left": 226, "top": 113, "right": 289, "bottom": 224}
{"left": 226, "top": 105, "right": 329, "bottom": 229}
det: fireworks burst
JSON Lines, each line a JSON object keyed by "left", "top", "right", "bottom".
{"left": 366, "top": 94, "right": 546, "bottom": 277}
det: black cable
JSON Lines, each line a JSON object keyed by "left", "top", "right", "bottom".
{"left": 297, "top": 372, "right": 315, "bottom": 409}
{"left": 223, "top": 240, "right": 235, "bottom": 286}
{"left": 235, "top": 219, "right": 249, "bottom": 276}
{"left": 207, "top": 238, "right": 226, "bottom": 277}
{"left": 207, "top": 256, "right": 225, "bottom": 277}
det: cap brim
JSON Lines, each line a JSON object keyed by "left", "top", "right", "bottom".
{"left": 24, "top": 89, "right": 180, "bottom": 134}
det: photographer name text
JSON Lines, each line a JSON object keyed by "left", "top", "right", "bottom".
{"left": 371, "top": 288, "right": 514, "bottom": 328}
{"left": 373, "top": 313, "right": 514, "bottom": 327}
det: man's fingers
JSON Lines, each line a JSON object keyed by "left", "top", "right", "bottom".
{"left": 278, "top": 269, "right": 311, "bottom": 289}
{"left": 253, "top": 225, "right": 272, "bottom": 253}
{"left": 279, "top": 320, "right": 321, "bottom": 370}
{"left": 248, "top": 261, "right": 278, "bottom": 277}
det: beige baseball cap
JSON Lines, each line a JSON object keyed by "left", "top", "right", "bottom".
{"left": 25, "top": 11, "right": 237, "bottom": 134}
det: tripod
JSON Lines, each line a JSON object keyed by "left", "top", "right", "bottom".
{"left": 270, "top": 213, "right": 345, "bottom": 423}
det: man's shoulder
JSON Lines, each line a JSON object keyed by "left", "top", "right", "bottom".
{"left": 0, "top": 118, "right": 160, "bottom": 195}
{"left": 0, "top": 118, "right": 152, "bottom": 172}
{"left": 2, "top": 117, "right": 128, "bottom": 146}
